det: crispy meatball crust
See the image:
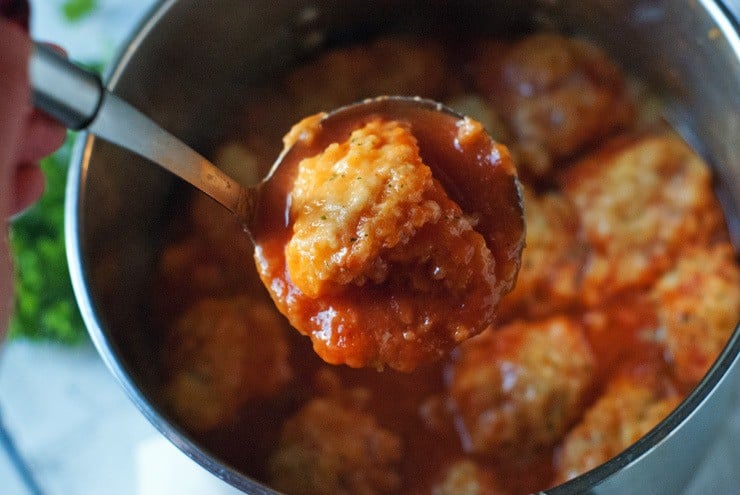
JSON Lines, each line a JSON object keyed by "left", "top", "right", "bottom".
{"left": 560, "top": 133, "right": 725, "bottom": 305}
{"left": 268, "top": 388, "right": 403, "bottom": 495}
{"left": 652, "top": 243, "right": 740, "bottom": 385}
{"left": 447, "top": 316, "right": 595, "bottom": 455}
{"left": 163, "top": 296, "right": 292, "bottom": 431}
{"left": 286, "top": 119, "right": 452, "bottom": 298}
{"left": 555, "top": 377, "right": 681, "bottom": 483}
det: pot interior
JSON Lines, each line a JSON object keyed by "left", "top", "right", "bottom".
{"left": 70, "top": 0, "right": 739, "bottom": 493}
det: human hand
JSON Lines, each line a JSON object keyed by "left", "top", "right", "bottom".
{"left": 1, "top": 11, "right": 67, "bottom": 340}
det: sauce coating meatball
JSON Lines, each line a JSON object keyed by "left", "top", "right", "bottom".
{"left": 555, "top": 376, "right": 681, "bottom": 483}
{"left": 447, "top": 316, "right": 595, "bottom": 455}
{"left": 268, "top": 381, "right": 403, "bottom": 495}
{"left": 255, "top": 114, "right": 522, "bottom": 372}
{"left": 163, "top": 296, "right": 292, "bottom": 431}
{"left": 652, "top": 243, "right": 740, "bottom": 385}
{"left": 560, "top": 134, "right": 725, "bottom": 305}
{"left": 471, "top": 34, "right": 634, "bottom": 177}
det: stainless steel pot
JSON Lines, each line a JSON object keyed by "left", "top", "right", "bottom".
{"left": 66, "top": 1, "right": 739, "bottom": 493}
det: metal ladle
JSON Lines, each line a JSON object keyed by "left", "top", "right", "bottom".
{"left": 30, "top": 43, "right": 523, "bottom": 254}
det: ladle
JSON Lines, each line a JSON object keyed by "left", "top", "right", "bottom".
{"left": 30, "top": 43, "right": 523, "bottom": 257}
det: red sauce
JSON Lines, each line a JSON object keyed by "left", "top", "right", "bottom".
{"left": 152, "top": 34, "right": 738, "bottom": 495}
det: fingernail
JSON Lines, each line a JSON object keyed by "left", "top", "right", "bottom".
{"left": 0, "top": 0, "right": 30, "bottom": 32}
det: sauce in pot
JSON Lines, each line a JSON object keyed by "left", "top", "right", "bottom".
{"left": 151, "top": 33, "right": 740, "bottom": 494}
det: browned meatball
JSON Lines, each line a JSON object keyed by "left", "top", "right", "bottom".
{"left": 560, "top": 133, "right": 725, "bottom": 305}
{"left": 285, "top": 119, "right": 466, "bottom": 298}
{"left": 284, "top": 36, "right": 448, "bottom": 117}
{"left": 652, "top": 243, "right": 740, "bottom": 386}
{"left": 431, "top": 459, "right": 509, "bottom": 495}
{"left": 267, "top": 381, "right": 403, "bottom": 495}
{"left": 163, "top": 296, "right": 292, "bottom": 431}
{"left": 471, "top": 34, "right": 634, "bottom": 177}
{"left": 447, "top": 316, "right": 595, "bottom": 455}
{"left": 497, "top": 186, "right": 587, "bottom": 320}
{"left": 555, "top": 376, "right": 681, "bottom": 483}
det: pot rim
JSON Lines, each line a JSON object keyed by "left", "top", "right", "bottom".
{"left": 65, "top": 0, "right": 740, "bottom": 493}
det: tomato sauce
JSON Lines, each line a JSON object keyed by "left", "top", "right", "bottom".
{"left": 151, "top": 33, "right": 738, "bottom": 495}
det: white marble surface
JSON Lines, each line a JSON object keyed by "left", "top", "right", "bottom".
{"left": 1, "top": 1, "right": 737, "bottom": 494}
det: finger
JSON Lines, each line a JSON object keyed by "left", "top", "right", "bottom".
{"left": 26, "top": 43, "right": 67, "bottom": 155}
{"left": 9, "top": 162, "right": 46, "bottom": 217}
{"left": 17, "top": 109, "right": 67, "bottom": 162}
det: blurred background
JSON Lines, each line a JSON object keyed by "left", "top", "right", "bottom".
{"left": 1, "top": 1, "right": 738, "bottom": 494}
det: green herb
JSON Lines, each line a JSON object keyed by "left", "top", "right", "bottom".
{"left": 9, "top": 136, "right": 86, "bottom": 345}
{"left": 321, "top": 215, "right": 327, "bottom": 220}
{"left": 61, "top": 0, "right": 99, "bottom": 22}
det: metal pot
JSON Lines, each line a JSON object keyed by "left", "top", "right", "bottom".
{"left": 66, "top": 1, "right": 739, "bottom": 493}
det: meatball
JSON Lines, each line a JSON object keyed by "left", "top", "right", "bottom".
{"left": 268, "top": 388, "right": 403, "bottom": 495}
{"left": 556, "top": 377, "right": 681, "bottom": 483}
{"left": 262, "top": 117, "right": 507, "bottom": 372}
{"left": 447, "top": 316, "right": 595, "bottom": 455}
{"left": 471, "top": 34, "right": 633, "bottom": 177}
{"left": 284, "top": 36, "right": 448, "bottom": 116}
{"left": 285, "top": 118, "right": 453, "bottom": 297}
{"left": 163, "top": 296, "right": 292, "bottom": 431}
{"left": 652, "top": 243, "right": 740, "bottom": 386}
{"left": 497, "top": 186, "right": 587, "bottom": 320}
{"left": 560, "top": 133, "right": 725, "bottom": 305}
{"left": 431, "top": 460, "right": 508, "bottom": 495}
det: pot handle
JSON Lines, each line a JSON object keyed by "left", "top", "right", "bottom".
{"left": 29, "top": 42, "right": 104, "bottom": 130}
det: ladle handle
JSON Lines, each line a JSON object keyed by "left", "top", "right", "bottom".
{"left": 29, "top": 43, "right": 103, "bottom": 130}
{"left": 28, "top": 43, "right": 254, "bottom": 227}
